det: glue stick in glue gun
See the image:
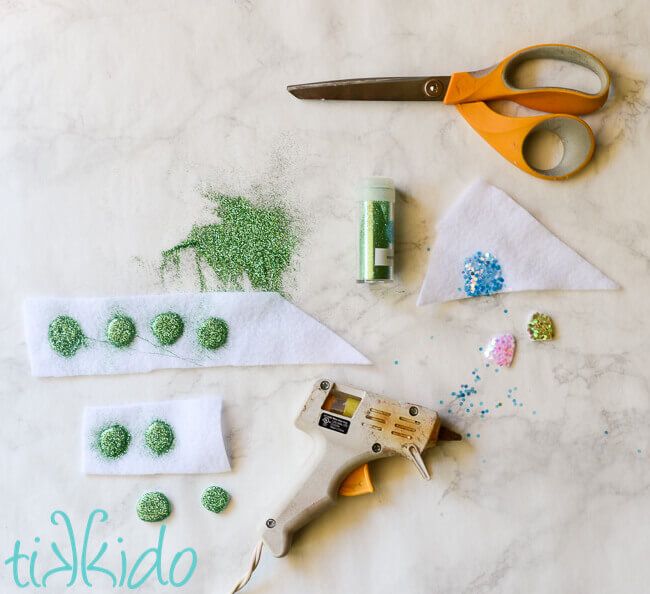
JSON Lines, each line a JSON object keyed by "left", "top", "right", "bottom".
{"left": 228, "top": 379, "right": 461, "bottom": 593}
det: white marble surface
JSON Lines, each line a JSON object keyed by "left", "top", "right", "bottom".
{"left": 1, "top": 1, "right": 649, "bottom": 592}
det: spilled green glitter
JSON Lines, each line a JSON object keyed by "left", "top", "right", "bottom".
{"left": 145, "top": 420, "right": 174, "bottom": 456}
{"left": 99, "top": 425, "right": 130, "bottom": 458}
{"left": 48, "top": 316, "right": 85, "bottom": 357}
{"left": 137, "top": 492, "right": 171, "bottom": 522}
{"left": 160, "top": 193, "right": 298, "bottom": 292}
{"left": 151, "top": 312, "right": 184, "bottom": 345}
{"left": 106, "top": 315, "right": 136, "bottom": 348}
{"left": 201, "top": 486, "right": 230, "bottom": 514}
{"left": 197, "top": 318, "right": 228, "bottom": 350}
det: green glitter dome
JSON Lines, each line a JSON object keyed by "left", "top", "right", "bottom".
{"left": 106, "top": 315, "right": 136, "bottom": 348}
{"left": 151, "top": 312, "right": 184, "bottom": 345}
{"left": 48, "top": 315, "right": 85, "bottom": 357}
{"left": 528, "top": 313, "right": 554, "bottom": 341}
{"left": 197, "top": 317, "right": 228, "bottom": 350}
{"left": 145, "top": 420, "right": 175, "bottom": 456}
{"left": 98, "top": 425, "right": 130, "bottom": 458}
{"left": 136, "top": 492, "right": 171, "bottom": 522}
{"left": 201, "top": 486, "right": 230, "bottom": 514}
{"left": 161, "top": 193, "right": 299, "bottom": 293}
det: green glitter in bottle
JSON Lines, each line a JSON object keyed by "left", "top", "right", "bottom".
{"left": 48, "top": 315, "right": 85, "bottom": 357}
{"left": 151, "top": 312, "right": 184, "bottom": 345}
{"left": 136, "top": 492, "right": 171, "bottom": 522}
{"left": 201, "top": 486, "right": 230, "bottom": 514}
{"left": 99, "top": 424, "right": 130, "bottom": 458}
{"left": 357, "top": 178, "right": 395, "bottom": 283}
{"left": 145, "top": 420, "right": 174, "bottom": 456}
{"left": 160, "top": 192, "right": 299, "bottom": 293}
{"left": 106, "top": 315, "right": 136, "bottom": 348}
{"left": 197, "top": 318, "right": 228, "bottom": 350}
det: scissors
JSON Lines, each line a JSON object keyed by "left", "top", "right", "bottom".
{"left": 287, "top": 44, "right": 610, "bottom": 180}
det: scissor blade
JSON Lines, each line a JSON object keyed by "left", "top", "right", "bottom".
{"left": 287, "top": 76, "right": 450, "bottom": 101}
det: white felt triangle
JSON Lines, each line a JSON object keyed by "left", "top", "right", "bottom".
{"left": 417, "top": 181, "right": 618, "bottom": 306}
{"left": 25, "top": 292, "right": 370, "bottom": 377}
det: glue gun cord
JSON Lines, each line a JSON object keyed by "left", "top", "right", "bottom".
{"left": 229, "top": 540, "right": 264, "bottom": 594}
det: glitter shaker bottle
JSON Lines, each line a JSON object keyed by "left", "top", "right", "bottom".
{"left": 357, "top": 177, "right": 395, "bottom": 283}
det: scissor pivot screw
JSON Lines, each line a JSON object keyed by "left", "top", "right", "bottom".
{"left": 266, "top": 519, "right": 276, "bottom": 529}
{"left": 372, "top": 443, "right": 382, "bottom": 453}
{"left": 409, "top": 406, "right": 419, "bottom": 416}
{"left": 424, "top": 79, "right": 443, "bottom": 98}
{"left": 320, "top": 380, "right": 330, "bottom": 391}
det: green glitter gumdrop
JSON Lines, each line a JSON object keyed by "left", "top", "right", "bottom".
{"left": 197, "top": 317, "right": 228, "bottom": 350}
{"left": 48, "top": 315, "right": 85, "bottom": 357}
{"left": 98, "top": 424, "right": 130, "bottom": 458}
{"left": 151, "top": 312, "right": 184, "bottom": 345}
{"left": 201, "top": 486, "right": 230, "bottom": 514}
{"left": 136, "top": 492, "right": 171, "bottom": 522}
{"left": 106, "top": 315, "right": 136, "bottom": 348}
{"left": 528, "top": 313, "right": 554, "bottom": 341}
{"left": 145, "top": 420, "right": 174, "bottom": 456}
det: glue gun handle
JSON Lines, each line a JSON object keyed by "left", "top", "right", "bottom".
{"left": 261, "top": 439, "right": 366, "bottom": 558}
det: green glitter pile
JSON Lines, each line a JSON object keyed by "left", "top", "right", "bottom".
{"left": 201, "top": 486, "right": 230, "bottom": 514}
{"left": 528, "top": 312, "right": 554, "bottom": 341}
{"left": 145, "top": 420, "right": 175, "bottom": 455}
{"left": 161, "top": 192, "right": 299, "bottom": 292}
{"left": 137, "top": 492, "right": 171, "bottom": 522}
{"left": 106, "top": 315, "right": 136, "bottom": 348}
{"left": 197, "top": 317, "right": 228, "bottom": 350}
{"left": 151, "top": 312, "right": 184, "bottom": 345}
{"left": 48, "top": 316, "right": 85, "bottom": 357}
{"left": 99, "top": 425, "right": 131, "bottom": 458}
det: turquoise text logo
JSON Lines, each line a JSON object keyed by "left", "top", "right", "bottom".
{"left": 4, "top": 509, "right": 197, "bottom": 589}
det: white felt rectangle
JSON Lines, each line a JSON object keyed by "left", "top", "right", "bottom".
{"left": 83, "top": 397, "right": 230, "bottom": 475}
{"left": 24, "top": 291, "right": 369, "bottom": 377}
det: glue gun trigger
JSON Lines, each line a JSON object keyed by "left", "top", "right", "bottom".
{"left": 405, "top": 444, "right": 430, "bottom": 480}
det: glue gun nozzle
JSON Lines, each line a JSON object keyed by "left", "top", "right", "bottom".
{"left": 436, "top": 426, "right": 463, "bottom": 442}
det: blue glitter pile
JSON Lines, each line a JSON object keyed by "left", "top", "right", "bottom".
{"left": 462, "top": 251, "right": 504, "bottom": 297}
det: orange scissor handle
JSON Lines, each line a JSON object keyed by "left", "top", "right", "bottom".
{"left": 445, "top": 44, "right": 609, "bottom": 115}
{"left": 455, "top": 101, "right": 595, "bottom": 180}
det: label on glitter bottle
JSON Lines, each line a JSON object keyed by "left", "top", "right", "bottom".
{"left": 374, "top": 248, "right": 393, "bottom": 267}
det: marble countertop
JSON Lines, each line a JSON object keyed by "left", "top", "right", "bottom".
{"left": 1, "top": 1, "right": 649, "bottom": 592}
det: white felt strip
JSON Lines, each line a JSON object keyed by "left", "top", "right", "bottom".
{"left": 24, "top": 292, "right": 370, "bottom": 377}
{"left": 417, "top": 180, "right": 618, "bottom": 305}
{"left": 83, "top": 397, "right": 230, "bottom": 475}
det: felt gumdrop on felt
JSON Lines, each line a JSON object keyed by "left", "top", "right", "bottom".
{"left": 484, "top": 334, "right": 516, "bottom": 367}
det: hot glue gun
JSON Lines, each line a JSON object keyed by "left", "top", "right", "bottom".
{"left": 229, "top": 379, "right": 461, "bottom": 593}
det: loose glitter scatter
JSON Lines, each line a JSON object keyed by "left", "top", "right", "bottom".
{"left": 197, "top": 317, "right": 228, "bottom": 350}
{"left": 528, "top": 312, "right": 554, "bottom": 341}
{"left": 145, "top": 420, "right": 175, "bottom": 456}
{"left": 106, "top": 315, "right": 136, "bottom": 348}
{"left": 484, "top": 334, "right": 516, "bottom": 367}
{"left": 137, "top": 492, "right": 171, "bottom": 522}
{"left": 462, "top": 251, "right": 504, "bottom": 297}
{"left": 48, "top": 316, "right": 85, "bottom": 357}
{"left": 201, "top": 486, "right": 230, "bottom": 514}
{"left": 99, "top": 425, "right": 131, "bottom": 459}
{"left": 151, "top": 312, "right": 184, "bottom": 345}
{"left": 161, "top": 192, "right": 299, "bottom": 293}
